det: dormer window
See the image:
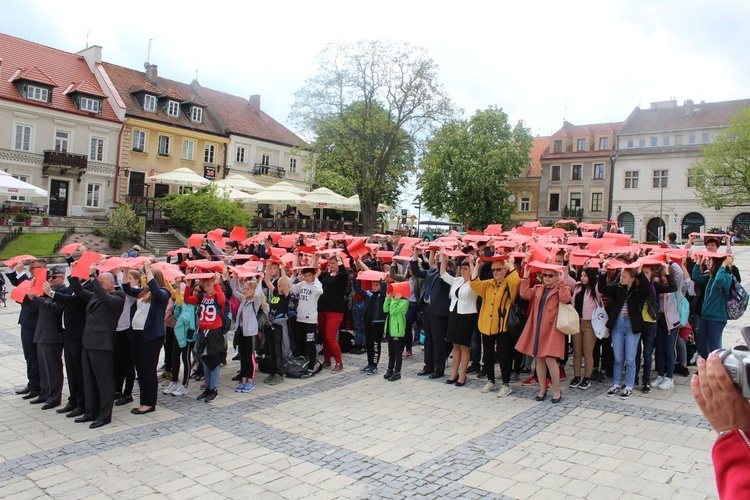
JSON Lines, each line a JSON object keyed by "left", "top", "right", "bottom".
{"left": 576, "top": 138, "right": 586, "bottom": 152}
{"left": 167, "top": 100, "right": 180, "bottom": 117}
{"left": 27, "top": 85, "right": 49, "bottom": 102}
{"left": 191, "top": 106, "right": 203, "bottom": 123}
{"left": 79, "top": 97, "right": 101, "bottom": 113}
{"left": 144, "top": 94, "right": 157, "bottom": 112}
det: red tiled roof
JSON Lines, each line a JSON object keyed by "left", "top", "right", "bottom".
{"left": 551, "top": 120, "right": 623, "bottom": 139}
{"left": 620, "top": 99, "right": 750, "bottom": 134}
{"left": 63, "top": 79, "right": 107, "bottom": 98}
{"left": 0, "top": 33, "right": 119, "bottom": 122}
{"left": 192, "top": 83, "right": 307, "bottom": 148}
{"left": 524, "top": 136, "right": 550, "bottom": 177}
{"left": 161, "top": 88, "right": 184, "bottom": 100}
{"left": 101, "top": 61, "right": 225, "bottom": 136}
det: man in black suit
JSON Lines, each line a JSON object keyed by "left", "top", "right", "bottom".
{"left": 26, "top": 266, "right": 67, "bottom": 409}
{"left": 411, "top": 250, "right": 451, "bottom": 379}
{"left": 7, "top": 259, "right": 46, "bottom": 399}
{"left": 69, "top": 270, "right": 125, "bottom": 429}
{"left": 47, "top": 275, "right": 90, "bottom": 417}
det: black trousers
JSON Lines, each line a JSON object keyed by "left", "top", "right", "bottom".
{"left": 422, "top": 305, "right": 447, "bottom": 375}
{"left": 131, "top": 332, "right": 164, "bottom": 407}
{"left": 237, "top": 335, "right": 256, "bottom": 379}
{"left": 63, "top": 336, "right": 85, "bottom": 409}
{"left": 170, "top": 337, "right": 194, "bottom": 386}
{"left": 21, "top": 326, "right": 40, "bottom": 391}
{"left": 114, "top": 329, "right": 135, "bottom": 397}
{"left": 163, "top": 326, "right": 175, "bottom": 372}
{"left": 267, "top": 324, "right": 285, "bottom": 376}
{"left": 388, "top": 336, "right": 405, "bottom": 373}
{"left": 365, "top": 321, "right": 384, "bottom": 366}
{"left": 594, "top": 336, "right": 614, "bottom": 375}
{"left": 82, "top": 348, "right": 114, "bottom": 421}
{"left": 295, "top": 322, "right": 317, "bottom": 369}
{"left": 37, "top": 342, "right": 64, "bottom": 405}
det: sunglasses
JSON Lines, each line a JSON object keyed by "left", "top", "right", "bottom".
{"left": 542, "top": 273, "right": 557, "bottom": 278}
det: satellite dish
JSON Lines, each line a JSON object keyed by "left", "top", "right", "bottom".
{"left": 508, "top": 194, "right": 516, "bottom": 203}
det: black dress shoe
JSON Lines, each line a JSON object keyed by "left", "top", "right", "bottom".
{"left": 22, "top": 391, "right": 41, "bottom": 400}
{"left": 15, "top": 387, "right": 31, "bottom": 395}
{"left": 114, "top": 395, "right": 133, "bottom": 406}
{"left": 74, "top": 414, "right": 95, "bottom": 423}
{"left": 56, "top": 403, "right": 77, "bottom": 414}
{"left": 429, "top": 373, "right": 444, "bottom": 379}
{"left": 466, "top": 365, "right": 480, "bottom": 374}
{"left": 29, "top": 396, "right": 46, "bottom": 404}
{"left": 66, "top": 408, "right": 86, "bottom": 418}
{"left": 131, "top": 406, "right": 155, "bottom": 415}
{"left": 114, "top": 392, "right": 123, "bottom": 401}
{"left": 89, "top": 420, "right": 110, "bottom": 429}
{"left": 41, "top": 402, "right": 60, "bottom": 410}
{"left": 417, "top": 369, "right": 433, "bottom": 376}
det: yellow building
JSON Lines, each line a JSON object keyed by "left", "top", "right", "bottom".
{"left": 509, "top": 136, "right": 549, "bottom": 225}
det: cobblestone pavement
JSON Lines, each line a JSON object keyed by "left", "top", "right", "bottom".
{"left": 1, "top": 248, "right": 746, "bottom": 499}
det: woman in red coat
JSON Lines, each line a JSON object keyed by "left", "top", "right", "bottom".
{"left": 516, "top": 262, "right": 572, "bottom": 403}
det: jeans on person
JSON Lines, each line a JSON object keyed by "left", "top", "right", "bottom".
{"left": 655, "top": 316, "right": 678, "bottom": 378}
{"left": 696, "top": 318, "right": 727, "bottom": 358}
{"left": 352, "top": 300, "right": 365, "bottom": 346}
{"left": 635, "top": 321, "right": 656, "bottom": 385}
{"left": 611, "top": 316, "right": 640, "bottom": 389}
{"left": 676, "top": 336, "right": 687, "bottom": 365}
{"left": 202, "top": 362, "right": 221, "bottom": 390}
{"left": 403, "top": 302, "right": 418, "bottom": 353}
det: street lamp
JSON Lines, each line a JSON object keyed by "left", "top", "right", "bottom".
{"left": 658, "top": 170, "right": 665, "bottom": 242}
{"left": 413, "top": 199, "right": 421, "bottom": 237}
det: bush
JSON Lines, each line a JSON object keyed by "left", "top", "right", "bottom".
{"left": 103, "top": 204, "right": 139, "bottom": 248}
{"left": 161, "top": 185, "right": 250, "bottom": 234}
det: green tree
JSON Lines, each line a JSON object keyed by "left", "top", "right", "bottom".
{"left": 161, "top": 185, "right": 250, "bottom": 234}
{"left": 693, "top": 106, "right": 750, "bottom": 209}
{"left": 291, "top": 40, "right": 455, "bottom": 234}
{"left": 105, "top": 203, "right": 140, "bottom": 248}
{"left": 419, "top": 106, "right": 533, "bottom": 229}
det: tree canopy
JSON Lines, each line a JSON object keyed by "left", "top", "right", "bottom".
{"left": 692, "top": 106, "right": 750, "bottom": 209}
{"left": 291, "top": 40, "right": 455, "bottom": 234}
{"left": 418, "top": 106, "right": 533, "bottom": 229}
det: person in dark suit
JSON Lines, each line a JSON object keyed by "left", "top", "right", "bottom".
{"left": 26, "top": 266, "right": 66, "bottom": 409}
{"left": 47, "top": 274, "right": 90, "bottom": 417}
{"left": 7, "top": 259, "right": 47, "bottom": 399}
{"left": 411, "top": 250, "right": 451, "bottom": 379}
{"left": 69, "top": 269, "right": 125, "bottom": 429}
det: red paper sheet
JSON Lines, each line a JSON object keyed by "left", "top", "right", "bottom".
{"left": 10, "top": 280, "right": 32, "bottom": 303}
{"left": 59, "top": 243, "right": 81, "bottom": 255}
{"left": 229, "top": 226, "right": 247, "bottom": 242}
{"left": 29, "top": 268, "right": 47, "bottom": 296}
{"left": 3, "top": 254, "right": 36, "bottom": 267}
{"left": 188, "top": 234, "right": 204, "bottom": 247}
{"left": 71, "top": 251, "right": 103, "bottom": 279}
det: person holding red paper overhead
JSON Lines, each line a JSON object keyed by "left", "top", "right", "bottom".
{"left": 317, "top": 253, "right": 349, "bottom": 372}
{"left": 7, "top": 258, "right": 47, "bottom": 399}
{"left": 516, "top": 261, "right": 572, "bottom": 403}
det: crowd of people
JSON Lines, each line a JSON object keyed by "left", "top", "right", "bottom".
{"left": 5, "top": 222, "right": 741, "bottom": 430}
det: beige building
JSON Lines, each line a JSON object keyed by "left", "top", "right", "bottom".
{"left": 509, "top": 136, "right": 548, "bottom": 225}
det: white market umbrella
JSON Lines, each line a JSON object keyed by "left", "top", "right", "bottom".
{"left": 347, "top": 194, "right": 390, "bottom": 213}
{"left": 0, "top": 171, "right": 47, "bottom": 197}
{"left": 147, "top": 167, "right": 210, "bottom": 188}
{"left": 214, "top": 173, "right": 264, "bottom": 193}
{"left": 215, "top": 185, "right": 254, "bottom": 202}
{"left": 299, "top": 187, "right": 359, "bottom": 210}
{"left": 269, "top": 180, "right": 307, "bottom": 194}
{"left": 249, "top": 182, "right": 305, "bottom": 205}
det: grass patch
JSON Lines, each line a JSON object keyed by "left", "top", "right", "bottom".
{"left": 0, "top": 232, "right": 64, "bottom": 259}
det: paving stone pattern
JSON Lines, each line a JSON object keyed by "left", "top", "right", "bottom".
{"left": 1, "top": 248, "right": 745, "bottom": 498}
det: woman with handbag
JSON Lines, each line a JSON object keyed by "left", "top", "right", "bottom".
{"left": 571, "top": 266, "right": 603, "bottom": 390}
{"left": 516, "top": 261, "right": 572, "bottom": 403}
{"left": 598, "top": 261, "right": 651, "bottom": 400}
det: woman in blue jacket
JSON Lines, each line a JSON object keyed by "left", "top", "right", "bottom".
{"left": 691, "top": 253, "right": 734, "bottom": 358}
{"left": 123, "top": 262, "right": 170, "bottom": 414}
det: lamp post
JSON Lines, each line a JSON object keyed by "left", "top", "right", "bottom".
{"left": 659, "top": 171, "right": 665, "bottom": 242}
{"left": 413, "top": 199, "right": 421, "bottom": 238}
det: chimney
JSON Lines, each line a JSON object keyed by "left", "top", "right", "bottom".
{"left": 249, "top": 94, "right": 261, "bottom": 111}
{"left": 684, "top": 99, "right": 695, "bottom": 117}
{"left": 144, "top": 63, "right": 158, "bottom": 83}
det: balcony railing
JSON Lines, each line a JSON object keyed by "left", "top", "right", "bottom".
{"left": 43, "top": 150, "right": 88, "bottom": 169}
{"left": 253, "top": 163, "right": 286, "bottom": 178}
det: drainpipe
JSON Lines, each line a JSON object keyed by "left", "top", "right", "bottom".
{"left": 607, "top": 153, "right": 618, "bottom": 221}
{"left": 113, "top": 124, "right": 125, "bottom": 204}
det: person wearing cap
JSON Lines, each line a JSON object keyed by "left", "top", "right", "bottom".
{"left": 383, "top": 286, "right": 409, "bottom": 381}
{"left": 517, "top": 261, "right": 572, "bottom": 403}
{"left": 26, "top": 266, "right": 67, "bottom": 409}
{"left": 290, "top": 258, "right": 324, "bottom": 376}
{"left": 127, "top": 245, "right": 141, "bottom": 258}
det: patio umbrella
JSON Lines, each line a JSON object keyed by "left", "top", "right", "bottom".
{"left": 147, "top": 167, "right": 210, "bottom": 188}
{"left": 214, "top": 173, "right": 264, "bottom": 193}
{"left": 269, "top": 180, "right": 307, "bottom": 194}
{"left": 0, "top": 171, "right": 47, "bottom": 197}
{"left": 347, "top": 195, "right": 390, "bottom": 213}
{"left": 249, "top": 182, "right": 305, "bottom": 205}
{"left": 214, "top": 185, "right": 254, "bottom": 202}
{"left": 300, "top": 187, "right": 359, "bottom": 210}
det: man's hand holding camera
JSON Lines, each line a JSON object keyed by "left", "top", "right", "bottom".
{"left": 691, "top": 352, "right": 750, "bottom": 434}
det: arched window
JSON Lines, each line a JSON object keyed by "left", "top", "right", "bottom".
{"left": 618, "top": 212, "right": 635, "bottom": 236}
{"left": 732, "top": 213, "right": 750, "bottom": 238}
{"left": 646, "top": 217, "right": 665, "bottom": 242}
{"left": 681, "top": 212, "right": 705, "bottom": 240}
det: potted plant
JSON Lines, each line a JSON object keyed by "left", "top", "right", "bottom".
{"left": 14, "top": 213, "right": 26, "bottom": 225}
{"left": 25, "top": 216, "right": 32, "bottom": 226}
{"left": 42, "top": 215, "right": 50, "bottom": 227}
{"left": 0, "top": 213, "right": 6, "bottom": 226}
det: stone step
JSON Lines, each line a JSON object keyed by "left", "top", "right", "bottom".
{"left": 145, "top": 231, "right": 184, "bottom": 255}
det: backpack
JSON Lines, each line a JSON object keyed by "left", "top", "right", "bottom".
{"left": 228, "top": 295, "right": 240, "bottom": 320}
{"left": 724, "top": 275, "right": 749, "bottom": 320}
{"left": 284, "top": 355, "right": 323, "bottom": 378}
{"left": 673, "top": 292, "right": 690, "bottom": 328}
{"left": 338, "top": 329, "right": 355, "bottom": 353}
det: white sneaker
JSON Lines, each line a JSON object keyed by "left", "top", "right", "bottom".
{"left": 480, "top": 382, "right": 497, "bottom": 394}
{"left": 496, "top": 384, "right": 513, "bottom": 398}
{"left": 163, "top": 381, "right": 178, "bottom": 395}
{"left": 658, "top": 378, "right": 674, "bottom": 390}
{"left": 175, "top": 385, "right": 190, "bottom": 396}
{"left": 653, "top": 375, "right": 665, "bottom": 387}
